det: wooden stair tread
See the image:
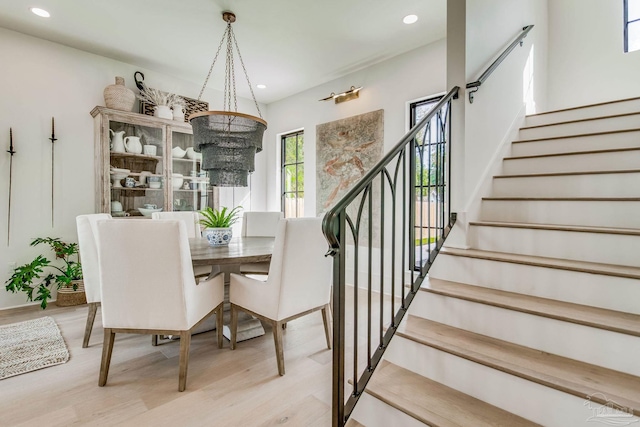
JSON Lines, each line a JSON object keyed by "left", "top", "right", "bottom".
{"left": 512, "top": 127, "right": 640, "bottom": 144}
{"left": 520, "top": 112, "right": 640, "bottom": 130}
{"left": 504, "top": 146, "right": 640, "bottom": 161}
{"left": 494, "top": 168, "right": 640, "bottom": 178}
{"left": 397, "top": 316, "right": 640, "bottom": 415}
{"left": 468, "top": 220, "right": 640, "bottom": 236}
{"left": 422, "top": 278, "right": 640, "bottom": 337}
{"left": 525, "top": 96, "right": 640, "bottom": 117}
{"left": 439, "top": 247, "right": 640, "bottom": 280}
{"left": 366, "top": 360, "right": 540, "bottom": 427}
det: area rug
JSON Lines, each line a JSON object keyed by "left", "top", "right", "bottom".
{"left": 0, "top": 316, "right": 69, "bottom": 380}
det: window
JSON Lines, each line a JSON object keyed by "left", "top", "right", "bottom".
{"left": 281, "top": 130, "right": 304, "bottom": 218}
{"left": 625, "top": 0, "right": 640, "bottom": 52}
{"left": 409, "top": 95, "right": 446, "bottom": 269}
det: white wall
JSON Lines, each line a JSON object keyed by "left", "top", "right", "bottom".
{"left": 547, "top": 0, "right": 640, "bottom": 110}
{"left": 264, "top": 39, "right": 447, "bottom": 215}
{"left": 0, "top": 28, "right": 267, "bottom": 310}
{"left": 438, "top": 0, "right": 549, "bottom": 250}
{"left": 463, "top": 0, "right": 548, "bottom": 207}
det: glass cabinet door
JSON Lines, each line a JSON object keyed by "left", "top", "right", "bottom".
{"left": 170, "top": 130, "right": 215, "bottom": 212}
{"left": 109, "top": 121, "right": 165, "bottom": 217}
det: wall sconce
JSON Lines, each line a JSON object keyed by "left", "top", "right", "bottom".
{"left": 319, "top": 86, "right": 362, "bottom": 104}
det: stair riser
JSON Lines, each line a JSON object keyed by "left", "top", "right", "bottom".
{"left": 408, "top": 291, "right": 640, "bottom": 375}
{"left": 429, "top": 253, "right": 640, "bottom": 314}
{"left": 503, "top": 150, "right": 640, "bottom": 174}
{"left": 492, "top": 172, "right": 640, "bottom": 198}
{"left": 351, "top": 393, "right": 426, "bottom": 427}
{"left": 480, "top": 199, "right": 640, "bottom": 229}
{"left": 511, "top": 130, "right": 640, "bottom": 156}
{"left": 385, "top": 336, "right": 592, "bottom": 427}
{"left": 525, "top": 99, "right": 640, "bottom": 127}
{"left": 469, "top": 224, "right": 640, "bottom": 267}
{"left": 519, "top": 115, "right": 640, "bottom": 140}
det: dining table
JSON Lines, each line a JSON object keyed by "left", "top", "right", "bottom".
{"left": 189, "top": 236, "right": 275, "bottom": 342}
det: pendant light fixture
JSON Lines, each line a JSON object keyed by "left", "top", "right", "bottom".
{"left": 190, "top": 11, "right": 267, "bottom": 187}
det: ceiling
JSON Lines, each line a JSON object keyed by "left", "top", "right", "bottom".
{"left": 0, "top": 0, "right": 446, "bottom": 104}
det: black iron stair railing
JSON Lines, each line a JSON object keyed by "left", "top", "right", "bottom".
{"left": 322, "top": 86, "right": 459, "bottom": 426}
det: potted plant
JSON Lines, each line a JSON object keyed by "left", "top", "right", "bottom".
{"left": 199, "top": 206, "right": 242, "bottom": 246}
{"left": 137, "top": 82, "right": 184, "bottom": 120}
{"left": 5, "top": 237, "right": 85, "bottom": 309}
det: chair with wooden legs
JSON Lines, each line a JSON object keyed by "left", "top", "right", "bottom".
{"left": 151, "top": 211, "right": 201, "bottom": 237}
{"left": 95, "top": 219, "right": 225, "bottom": 391}
{"left": 229, "top": 217, "right": 332, "bottom": 375}
{"left": 76, "top": 213, "right": 111, "bottom": 348}
{"left": 238, "top": 211, "right": 284, "bottom": 275}
{"left": 151, "top": 211, "right": 211, "bottom": 279}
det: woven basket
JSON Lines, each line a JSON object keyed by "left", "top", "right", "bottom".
{"left": 56, "top": 280, "right": 87, "bottom": 307}
{"left": 104, "top": 77, "right": 136, "bottom": 112}
{"left": 140, "top": 92, "right": 209, "bottom": 122}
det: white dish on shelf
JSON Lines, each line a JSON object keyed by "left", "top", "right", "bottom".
{"left": 185, "top": 147, "right": 203, "bottom": 161}
{"left": 137, "top": 207, "right": 163, "bottom": 217}
{"left": 172, "top": 173, "right": 184, "bottom": 190}
{"left": 172, "top": 146, "right": 186, "bottom": 158}
{"left": 110, "top": 169, "right": 130, "bottom": 188}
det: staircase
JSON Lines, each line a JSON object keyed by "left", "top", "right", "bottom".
{"left": 349, "top": 97, "right": 640, "bottom": 427}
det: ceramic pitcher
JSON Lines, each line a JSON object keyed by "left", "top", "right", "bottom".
{"left": 124, "top": 136, "right": 142, "bottom": 154}
{"left": 109, "top": 130, "right": 126, "bottom": 153}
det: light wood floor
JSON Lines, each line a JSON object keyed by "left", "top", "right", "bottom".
{"left": 0, "top": 285, "right": 396, "bottom": 427}
{"left": 0, "top": 302, "right": 337, "bottom": 426}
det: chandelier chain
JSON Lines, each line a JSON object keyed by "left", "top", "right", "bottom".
{"left": 224, "top": 26, "right": 233, "bottom": 111}
{"left": 231, "top": 30, "right": 263, "bottom": 118}
{"left": 197, "top": 24, "right": 230, "bottom": 102}
{"left": 197, "top": 17, "right": 263, "bottom": 119}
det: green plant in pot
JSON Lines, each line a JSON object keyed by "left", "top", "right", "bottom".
{"left": 200, "top": 206, "right": 242, "bottom": 246}
{"left": 5, "top": 237, "right": 85, "bottom": 309}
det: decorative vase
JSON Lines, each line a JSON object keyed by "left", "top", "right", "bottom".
{"left": 55, "top": 280, "right": 87, "bottom": 307}
{"left": 154, "top": 105, "right": 173, "bottom": 120}
{"left": 103, "top": 77, "right": 136, "bottom": 112}
{"left": 203, "top": 228, "right": 233, "bottom": 246}
{"left": 172, "top": 105, "right": 186, "bottom": 121}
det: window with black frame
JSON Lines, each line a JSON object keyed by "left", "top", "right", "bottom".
{"left": 625, "top": 0, "right": 640, "bottom": 52}
{"left": 409, "top": 95, "right": 446, "bottom": 270}
{"left": 281, "top": 130, "right": 304, "bottom": 218}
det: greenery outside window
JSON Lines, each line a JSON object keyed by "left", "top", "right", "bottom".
{"left": 625, "top": 0, "right": 640, "bottom": 52}
{"left": 281, "top": 130, "right": 304, "bottom": 218}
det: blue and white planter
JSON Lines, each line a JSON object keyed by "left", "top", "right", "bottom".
{"left": 203, "top": 227, "right": 233, "bottom": 246}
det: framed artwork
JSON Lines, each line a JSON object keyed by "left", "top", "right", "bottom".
{"left": 316, "top": 109, "right": 384, "bottom": 215}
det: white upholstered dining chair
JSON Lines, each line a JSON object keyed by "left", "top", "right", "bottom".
{"left": 239, "top": 211, "right": 284, "bottom": 274}
{"left": 151, "top": 211, "right": 201, "bottom": 237}
{"left": 76, "top": 213, "right": 111, "bottom": 348}
{"left": 95, "top": 219, "right": 225, "bottom": 392}
{"left": 229, "top": 217, "right": 332, "bottom": 376}
{"left": 151, "top": 211, "right": 212, "bottom": 279}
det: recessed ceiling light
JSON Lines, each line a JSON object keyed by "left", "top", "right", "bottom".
{"left": 256, "top": 84, "right": 267, "bottom": 89}
{"left": 403, "top": 14, "right": 418, "bottom": 24}
{"left": 30, "top": 7, "right": 50, "bottom": 18}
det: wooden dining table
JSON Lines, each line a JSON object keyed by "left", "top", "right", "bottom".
{"left": 189, "top": 236, "right": 275, "bottom": 342}
{"left": 190, "top": 236, "right": 275, "bottom": 268}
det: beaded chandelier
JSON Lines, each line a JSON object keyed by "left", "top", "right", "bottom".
{"left": 190, "top": 11, "right": 267, "bottom": 187}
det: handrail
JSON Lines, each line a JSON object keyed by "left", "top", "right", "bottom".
{"left": 466, "top": 25, "right": 534, "bottom": 103}
{"left": 323, "top": 86, "right": 459, "bottom": 426}
{"left": 323, "top": 86, "right": 459, "bottom": 252}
